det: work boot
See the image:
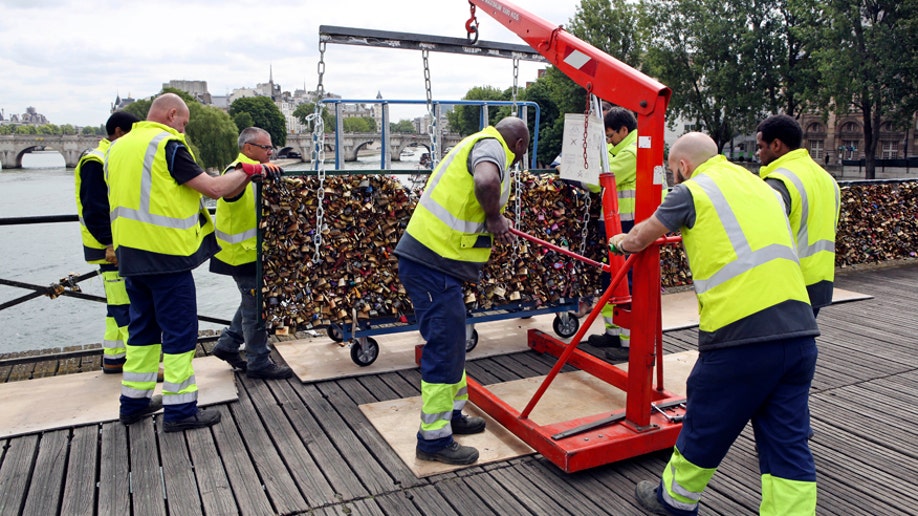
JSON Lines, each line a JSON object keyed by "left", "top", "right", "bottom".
{"left": 246, "top": 362, "right": 293, "bottom": 380}
{"left": 604, "top": 347, "right": 630, "bottom": 362}
{"left": 452, "top": 413, "right": 486, "bottom": 435}
{"left": 163, "top": 408, "right": 221, "bottom": 433}
{"left": 586, "top": 333, "right": 621, "bottom": 348}
{"left": 635, "top": 480, "right": 670, "bottom": 515}
{"left": 119, "top": 394, "right": 163, "bottom": 425}
{"left": 102, "top": 361, "right": 124, "bottom": 374}
{"left": 212, "top": 347, "right": 248, "bottom": 372}
{"left": 416, "top": 441, "right": 480, "bottom": 465}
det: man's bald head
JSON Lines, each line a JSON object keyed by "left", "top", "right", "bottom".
{"left": 668, "top": 132, "right": 718, "bottom": 183}
{"left": 495, "top": 116, "right": 530, "bottom": 166}
{"left": 148, "top": 93, "right": 190, "bottom": 133}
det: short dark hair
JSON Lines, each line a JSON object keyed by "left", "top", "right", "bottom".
{"left": 757, "top": 114, "right": 802, "bottom": 150}
{"left": 604, "top": 107, "right": 637, "bottom": 133}
{"left": 106, "top": 111, "right": 140, "bottom": 137}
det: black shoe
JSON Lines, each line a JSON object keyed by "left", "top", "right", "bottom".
{"left": 102, "top": 361, "right": 125, "bottom": 374}
{"left": 163, "top": 408, "right": 221, "bottom": 433}
{"left": 604, "top": 347, "right": 630, "bottom": 362}
{"left": 246, "top": 362, "right": 293, "bottom": 379}
{"left": 416, "top": 441, "right": 479, "bottom": 465}
{"left": 452, "top": 413, "right": 486, "bottom": 435}
{"left": 586, "top": 333, "right": 622, "bottom": 348}
{"left": 635, "top": 480, "right": 670, "bottom": 515}
{"left": 212, "top": 347, "right": 247, "bottom": 372}
{"left": 120, "top": 394, "right": 163, "bottom": 425}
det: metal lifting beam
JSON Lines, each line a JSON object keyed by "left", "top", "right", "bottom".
{"left": 319, "top": 25, "right": 547, "bottom": 62}
{"left": 461, "top": 0, "right": 681, "bottom": 472}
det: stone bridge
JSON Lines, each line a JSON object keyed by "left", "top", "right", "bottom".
{"left": 0, "top": 132, "right": 465, "bottom": 169}
{"left": 0, "top": 134, "right": 101, "bottom": 169}
{"left": 284, "top": 132, "right": 463, "bottom": 163}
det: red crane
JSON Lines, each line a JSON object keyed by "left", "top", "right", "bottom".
{"left": 463, "top": 0, "right": 683, "bottom": 472}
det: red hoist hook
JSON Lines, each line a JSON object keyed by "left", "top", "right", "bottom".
{"left": 466, "top": 2, "right": 480, "bottom": 44}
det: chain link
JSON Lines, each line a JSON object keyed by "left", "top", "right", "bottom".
{"left": 310, "top": 40, "right": 328, "bottom": 264}
{"left": 579, "top": 191, "right": 591, "bottom": 257}
{"left": 511, "top": 57, "right": 519, "bottom": 116}
{"left": 422, "top": 49, "right": 438, "bottom": 169}
{"left": 582, "top": 88, "right": 592, "bottom": 170}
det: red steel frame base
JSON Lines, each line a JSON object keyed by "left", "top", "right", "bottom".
{"left": 466, "top": 329, "right": 684, "bottom": 473}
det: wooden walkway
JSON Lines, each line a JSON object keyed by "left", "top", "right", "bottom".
{"left": 1, "top": 262, "right": 916, "bottom": 515}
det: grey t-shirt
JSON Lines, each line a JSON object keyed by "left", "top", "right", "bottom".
{"left": 469, "top": 138, "right": 507, "bottom": 181}
{"left": 653, "top": 183, "right": 696, "bottom": 232}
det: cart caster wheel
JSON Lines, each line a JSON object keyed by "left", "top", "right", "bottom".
{"left": 350, "top": 337, "right": 379, "bottom": 367}
{"left": 465, "top": 329, "right": 479, "bottom": 353}
{"left": 327, "top": 323, "right": 344, "bottom": 342}
{"left": 553, "top": 312, "right": 580, "bottom": 338}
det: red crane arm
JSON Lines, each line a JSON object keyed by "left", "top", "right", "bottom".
{"left": 467, "top": 0, "right": 671, "bottom": 115}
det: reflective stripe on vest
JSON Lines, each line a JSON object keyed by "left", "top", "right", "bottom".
{"left": 107, "top": 131, "right": 201, "bottom": 231}
{"left": 689, "top": 173, "right": 800, "bottom": 295}
{"left": 771, "top": 167, "right": 838, "bottom": 259}
{"left": 213, "top": 154, "right": 258, "bottom": 266}
{"left": 406, "top": 126, "right": 513, "bottom": 264}
{"left": 75, "top": 142, "right": 109, "bottom": 264}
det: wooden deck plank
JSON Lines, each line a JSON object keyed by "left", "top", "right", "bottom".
{"left": 458, "top": 470, "right": 534, "bottom": 515}
{"left": 128, "top": 419, "right": 166, "bottom": 516}
{"left": 231, "top": 377, "right": 308, "bottom": 514}
{"left": 98, "top": 422, "right": 130, "bottom": 516}
{"left": 269, "top": 379, "right": 372, "bottom": 501}
{"left": 403, "top": 484, "right": 462, "bottom": 515}
{"left": 22, "top": 429, "right": 69, "bottom": 515}
{"left": 314, "top": 379, "right": 424, "bottom": 492}
{"left": 60, "top": 425, "right": 99, "bottom": 516}
{"left": 248, "top": 376, "right": 341, "bottom": 507}
{"left": 374, "top": 489, "right": 426, "bottom": 515}
{"left": 155, "top": 418, "right": 206, "bottom": 516}
{"left": 158, "top": 415, "right": 234, "bottom": 516}
{"left": 207, "top": 404, "right": 275, "bottom": 515}
{"left": 0, "top": 434, "right": 37, "bottom": 515}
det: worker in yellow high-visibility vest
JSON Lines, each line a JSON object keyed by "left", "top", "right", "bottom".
{"left": 610, "top": 132, "right": 819, "bottom": 516}
{"left": 395, "top": 117, "right": 530, "bottom": 466}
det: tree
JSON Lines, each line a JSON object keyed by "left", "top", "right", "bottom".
{"left": 446, "top": 86, "right": 508, "bottom": 136}
{"left": 293, "top": 102, "right": 335, "bottom": 133}
{"left": 342, "top": 116, "right": 375, "bottom": 132}
{"left": 121, "top": 89, "right": 237, "bottom": 170}
{"left": 229, "top": 96, "right": 286, "bottom": 146}
{"left": 390, "top": 120, "right": 416, "bottom": 133}
{"left": 640, "top": 0, "right": 764, "bottom": 152}
{"left": 803, "top": 0, "right": 918, "bottom": 178}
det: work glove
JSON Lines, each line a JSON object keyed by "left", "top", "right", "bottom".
{"left": 237, "top": 162, "right": 265, "bottom": 182}
{"left": 261, "top": 163, "right": 284, "bottom": 182}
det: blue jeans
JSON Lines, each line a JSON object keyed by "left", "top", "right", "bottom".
{"left": 213, "top": 274, "right": 270, "bottom": 371}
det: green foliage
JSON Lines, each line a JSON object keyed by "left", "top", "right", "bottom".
{"left": 0, "top": 125, "right": 12, "bottom": 135}
{"left": 802, "top": 0, "right": 918, "bottom": 177}
{"left": 446, "top": 86, "right": 509, "bottom": 136}
{"left": 187, "top": 105, "right": 239, "bottom": 170}
{"left": 293, "top": 102, "right": 335, "bottom": 132}
{"left": 390, "top": 120, "right": 416, "bottom": 133}
{"left": 14, "top": 124, "right": 37, "bottom": 135}
{"left": 228, "top": 96, "right": 287, "bottom": 146}
{"left": 233, "top": 112, "right": 255, "bottom": 132}
{"left": 342, "top": 116, "right": 376, "bottom": 132}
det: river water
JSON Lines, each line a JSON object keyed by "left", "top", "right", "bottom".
{"left": 0, "top": 150, "right": 427, "bottom": 356}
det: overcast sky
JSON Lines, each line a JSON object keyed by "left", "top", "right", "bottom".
{"left": 0, "top": 0, "right": 580, "bottom": 127}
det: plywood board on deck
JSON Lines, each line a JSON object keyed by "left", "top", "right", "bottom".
{"left": 360, "top": 350, "right": 697, "bottom": 477}
{"left": 0, "top": 356, "right": 237, "bottom": 438}
{"left": 278, "top": 288, "right": 868, "bottom": 384}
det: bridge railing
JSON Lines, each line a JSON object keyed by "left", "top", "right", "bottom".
{"left": 318, "top": 98, "right": 541, "bottom": 171}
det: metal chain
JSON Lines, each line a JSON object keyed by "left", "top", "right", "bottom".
{"left": 423, "top": 49, "right": 438, "bottom": 169}
{"left": 511, "top": 57, "right": 519, "bottom": 116}
{"left": 310, "top": 40, "right": 328, "bottom": 264}
{"left": 582, "top": 88, "right": 592, "bottom": 170}
{"left": 579, "top": 190, "right": 591, "bottom": 257}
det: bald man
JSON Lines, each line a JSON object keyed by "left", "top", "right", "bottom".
{"left": 395, "top": 116, "right": 529, "bottom": 465}
{"left": 608, "top": 132, "right": 820, "bottom": 515}
{"left": 106, "top": 93, "right": 269, "bottom": 431}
